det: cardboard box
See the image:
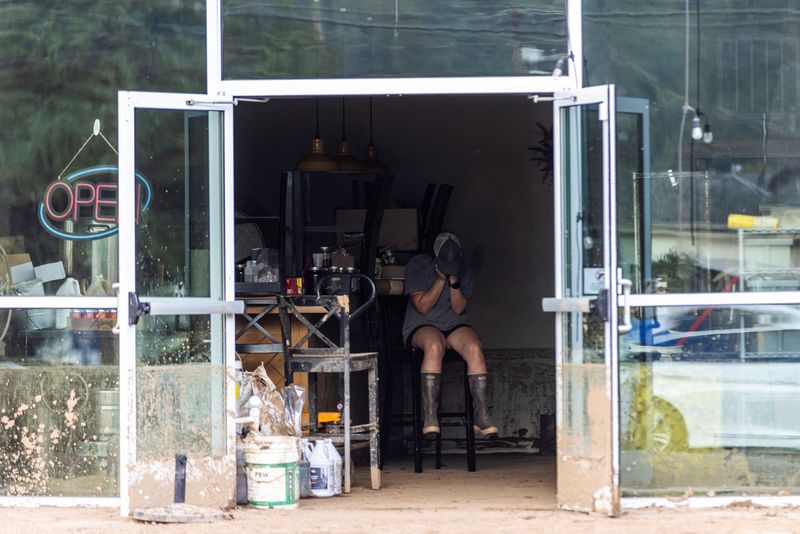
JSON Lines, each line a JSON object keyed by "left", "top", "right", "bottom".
{"left": 6, "top": 253, "right": 35, "bottom": 284}
{"left": 380, "top": 265, "right": 406, "bottom": 279}
{"left": 34, "top": 261, "right": 66, "bottom": 283}
{"left": 336, "top": 208, "right": 419, "bottom": 251}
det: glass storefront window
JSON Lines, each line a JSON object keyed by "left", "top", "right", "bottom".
{"left": 618, "top": 170, "right": 800, "bottom": 294}
{"left": 0, "top": 309, "right": 118, "bottom": 497}
{"left": 585, "top": 1, "right": 800, "bottom": 498}
{"left": 222, "top": 1, "right": 567, "bottom": 79}
{"left": 622, "top": 304, "right": 800, "bottom": 495}
{"left": 0, "top": 2, "right": 206, "bottom": 298}
{"left": 586, "top": 1, "right": 800, "bottom": 295}
{"left": 0, "top": 1, "right": 209, "bottom": 501}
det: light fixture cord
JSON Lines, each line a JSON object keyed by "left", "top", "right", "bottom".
{"left": 369, "top": 98, "right": 374, "bottom": 144}
{"left": 696, "top": 0, "right": 701, "bottom": 110}
{"left": 761, "top": 112, "right": 768, "bottom": 186}
{"left": 315, "top": 98, "right": 320, "bottom": 138}
{"left": 677, "top": 0, "right": 694, "bottom": 175}
{"left": 341, "top": 98, "right": 347, "bottom": 140}
{"left": 394, "top": 0, "right": 399, "bottom": 39}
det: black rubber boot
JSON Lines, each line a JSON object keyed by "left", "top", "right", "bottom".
{"left": 421, "top": 372, "right": 441, "bottom": 440}
{"left": 468, "top": 374, "right": 498, "bottom": 439}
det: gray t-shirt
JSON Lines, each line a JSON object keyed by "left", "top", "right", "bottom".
{"left": 401, "top": 254, "right": 474, "bottom": 344}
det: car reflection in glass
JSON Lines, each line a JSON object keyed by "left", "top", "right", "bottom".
{"left": 621, "top": 305, "right": 800, "bottom": 450}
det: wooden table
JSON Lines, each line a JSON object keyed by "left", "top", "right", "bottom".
{"left": 235, "top": 295, "right": 350, "bottom": 425}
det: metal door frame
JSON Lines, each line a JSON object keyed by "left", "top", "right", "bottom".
{"left": 117, "top": 91, "right": 238, "bottom": 517}
{"left": 551, "top": 84, "right": 621, "bottom": 515}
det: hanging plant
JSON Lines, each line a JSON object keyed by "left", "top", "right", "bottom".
{"left": 528, "top": 122, "right": 553, "bottom": 185}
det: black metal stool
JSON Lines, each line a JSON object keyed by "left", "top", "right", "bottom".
{"left": 411, "top": 348, "right": 476, "bottom": 472}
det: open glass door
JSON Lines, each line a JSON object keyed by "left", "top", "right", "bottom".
{"left": 117, "top": 92, "right": 241, "bottom": 516}
{"left": 543, "top": 85, "right": 624, "bottom": 515}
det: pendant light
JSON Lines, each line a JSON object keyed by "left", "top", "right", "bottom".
{"left": 362, "top": 98, "right": 388, "bottom": 174}
{"left": 335, "top": 98, "right": 363, "bottom": 171}
{"left": 297, "top": 99, "right": 337, "bottom": 171}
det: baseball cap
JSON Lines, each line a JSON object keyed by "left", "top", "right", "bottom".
{"left": 433, "top": 232, "right": 462, "bottom": 276}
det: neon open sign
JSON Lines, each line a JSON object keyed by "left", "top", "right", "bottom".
{"left": 37, "top": 166, "right": 152, "bottom": 240}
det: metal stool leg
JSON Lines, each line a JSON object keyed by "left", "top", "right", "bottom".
{"left": 464, "top": 364, "right": 476, "bottom": 472}
{"left": 309, "top": 373, "right": 319, "bottom": 431}
{"left": 344, "top": 365, "right": 352, "bottom": 493}
{"left": 369, "top": 363, "right": 381, "bottom": 489}
{"left": 435, "top": 379, "right": 443, "bottom": 469}
{"left": 435, "top": 430, "right": 443, "bottom": 469}
{"left": 411, "top": 353, "right": 423, "bottom": 473}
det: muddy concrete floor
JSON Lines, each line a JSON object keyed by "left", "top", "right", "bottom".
{"left": 7, "top": 454, "right": 800, "bottom": 533}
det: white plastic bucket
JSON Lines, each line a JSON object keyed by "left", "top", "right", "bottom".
{"left": 243, "top": 436, "right": 300, "bottom": 509}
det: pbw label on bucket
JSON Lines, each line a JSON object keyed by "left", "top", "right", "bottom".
{"left": 247, "top": 462, "right": 298, "bottom": 507}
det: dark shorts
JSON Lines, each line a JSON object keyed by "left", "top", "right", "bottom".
{"left": 405, "top": 324, "right": 473, "bottom": 349}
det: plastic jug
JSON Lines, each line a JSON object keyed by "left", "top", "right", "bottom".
{"left": 299, "top": 439, "right": 312, "bottom": 498}
{"left": 324, "top": 439, "right": 343, "bottom": 495}
{"left": 55, "top": 277, "right": 81, "bottom": 329}
{"left": 309, "top": 440, "right": 334, "bottom": 497}
{"left": 235, "top": 440, "right": 248, "bottom": 505}
{"left": 84, "top": 275, "right": 111, "bottom": 296}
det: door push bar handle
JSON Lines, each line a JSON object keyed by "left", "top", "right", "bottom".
{"left": 541, "top": 293, "right": 607, "bottom": 318}
{"left": 541, "top": 277, "right": 633, "bottom": 335}
{"left": 541, "top": 296, "right": 594, "bottom": 313}
{"left": 128, "top": 292, "right": 245, "bottom": 325}
{"left": 618, "top": 278, "right": 632, "bottom": 335}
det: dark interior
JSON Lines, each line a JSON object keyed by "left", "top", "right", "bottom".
{"left": 234, "top": 95, "right": 557, "bottom": 456}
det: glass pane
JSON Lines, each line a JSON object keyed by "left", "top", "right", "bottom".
{"left": 128, "top": 106, "right": 228, "bottom": 507}
{"left": 0, "top": 3, "right": 205, "bottom": 296}
{"left": 615, "top": 109, "right": 646, "bottom": 293}
{"left": 0, "top": 308, "right": 118, "bottom": 497}
{"left": 558, "top": 101, "right": 612, "bottom": 511}
{"left": 622, "top": 304, "right": 800, "bottom": 496}
{"left": 585, "top": 1, "right": 800, "bottom": 294}
{"left": 135, "top": 314, "right": 225, "bottom": 459}
{"left": 222, "top": 1, "right": 567, "bottom": 79}
{"left": 133, "top": 110, "right": 225, "bottom": 299}
{"left": 620, "top": 171, "right": 800, "bottom": 294}
{"left": 560, "top": 104, "right": 604, "bottom": 301}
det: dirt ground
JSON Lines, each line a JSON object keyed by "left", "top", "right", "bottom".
{"left": 6, "top": 454, "right": 800, "bottom": 533}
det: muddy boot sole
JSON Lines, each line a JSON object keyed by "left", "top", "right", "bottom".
{"left": 474, "top": 425, "right": 499, "bottom": 440}
{"left": 423, "top": 426, "right": 440, "bottom": 441}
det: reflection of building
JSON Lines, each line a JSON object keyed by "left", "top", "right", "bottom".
{"left": 0, "top": 0, "right": 799, "bottom": 516}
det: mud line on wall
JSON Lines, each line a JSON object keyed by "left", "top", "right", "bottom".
{"left": 556, "top": 362, "right": 612, "bottom": 514}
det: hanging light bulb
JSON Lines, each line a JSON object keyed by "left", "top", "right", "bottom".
{"left": 297, "top": 99, "right": 337, "bottom": 171}
{"left": 702, "top": 122, "right": 713, "bottom": 144}
{"left": 690, "top": 115, "right": 703, "bottom": 141}
{"left": 335, "top": 98, "right": 363, "bottom": 172}
{"left": 362, "top": 98, "right": 388, "bottom": 174}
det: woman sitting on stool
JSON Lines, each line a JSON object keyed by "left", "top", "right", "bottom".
{"left": 402, "top": 231, "right": 498, "bottom": 440}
